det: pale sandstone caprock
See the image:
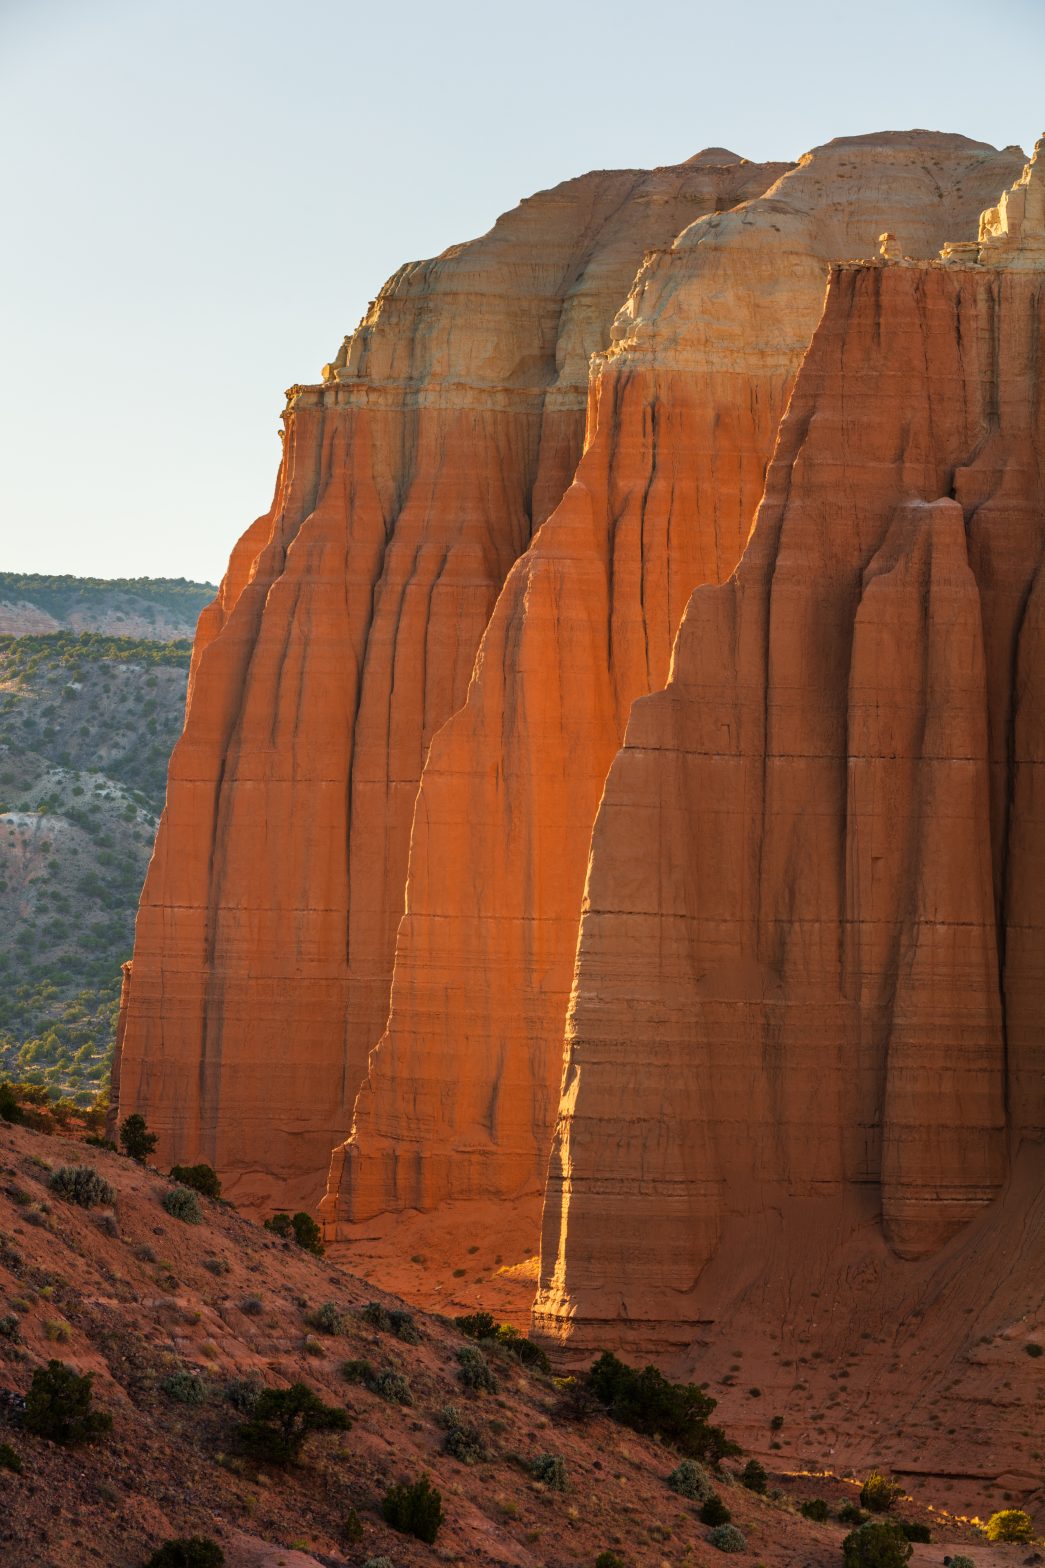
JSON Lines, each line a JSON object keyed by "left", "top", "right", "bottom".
{"left": 327, "top": 132, "right": 1025, "bottom": 1229}
{"left": 110, "top": 155, "right": 794, "bottom": 1209}
{"left": 534, "top": 141, "right": 1045, "bottom": 1352}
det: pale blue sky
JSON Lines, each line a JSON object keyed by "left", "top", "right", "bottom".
{"left": 2, "top": 0, "right": 1042, "bottom": 583}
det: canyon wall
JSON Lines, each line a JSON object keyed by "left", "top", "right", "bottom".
{"left": 534, "top": 143, "right": 1045, "bottom": 1352}
{"left": 110, "top": 153, "right": 792, "bottom": 1207}
{"left": 327, "top": 132, "right": 1025, "bottom": 1227}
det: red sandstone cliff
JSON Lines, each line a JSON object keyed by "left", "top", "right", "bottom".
{"left": 534, "top": 147, "right": 1045, "bottom": 1363}
{"left": 326, "top": 133, "right": 1025, "bottom": 1228}
{"left": 111, "top": 153, "right": 793, "bottom": 1208}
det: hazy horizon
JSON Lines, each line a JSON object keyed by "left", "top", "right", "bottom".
{"left": 2, "top": 0, "right": 1042, "bottom": 583}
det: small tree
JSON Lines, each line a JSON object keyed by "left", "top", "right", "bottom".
{"left": 381, "top": 1473, "right": 444, "bottom": 1544}
{"left": 24, "top": 1360, "right": 112, "bottom": 1445}
{"left": 237, "top": 1383, "right": 350, "bottom": 1465}
{"left": 291, "top": 1211, "right": 323, "bottom": 1255}
{"left": 984, "top": 1510, "right": 1034, "bottom": 1544}
{"left": 119, "top": 1112, "right": 157, "bottom": 1163}
{"left": 741, "top": 1457, "right": 768, "bottom": 1493}
{"left": 700, "top": 1494, "right": 732, "bottom": 1527}
{"left": 843, "top": 1521, "right": 913, "bottom": 1568}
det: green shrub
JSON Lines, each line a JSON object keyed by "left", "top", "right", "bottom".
{"left": 305, "top": 1301, "right": 348, "bottom": 1335}
{"left": 360, "top": 1301, "right": 420, "bottom": 1342}
{"left": 984, "top": 1510, "right": 1034, "bottom": 1543}
{"left": 340, "top": 1358, "right": 376, "bottom": 1386}
{"left": 168, "top": 1163, "right": 221, "bottom": 1199}
{"left": 453, "top": 1311, "right": 549, "bottom": 1372}
{"left": 162, "top": 1186, "right": 202, "bottom": 1224}
{"left": 381, "top": 1473, "right": 444, "bottom": 1543}
{"left": 263, "top": 1209, "right": 324, "bottom": 1255}
{"left": 860, "top": 1470, "right": 903, "bottom": 1513}
{"left": 530, "top": 1452, "right": 568, "bottom": 1490}
{"left": 457, "top": 1344, "right": 498, "bottom": 1393}
{"left": 48, "top": 1165, "right": 115, "bottom": 1208}
{"left": 342, "top": 1507, "right": 364, "bottom": 1543}
{"left": 709, "top": 1524, "right": 747, "bottom": 1553}
{"left": 947, "top": 1555, "right": 975, "bottom": 1568}
{"left": 442, "top": 1411, "right": 487, "bottom": 1464}
{"left": 770, "top": 1414, "right": 784, "bottom": 1430}
{"left": 585, "top": 1350, "right": 737, "bottom": 1461}
{"left": 119, "top": 1112, "right": 157, "bottom": 1162}
{"left": 160, "top": 1370, "right": 206, "bottom": 1405}
{"left": 0, "top": 1440, "right": 22, "bottom": 1473}
{"left": 362, "top": 1559, "right": 394, "bottom": 1568}
{"left": 24, "top": 1359, "right": 112, "bottom": 1445}
{"left": 839, "top": 1502, "right": 867, "bottom": 1526}
{"left": 237, "top": 1382, "right": 350, "bottom": 1465}
{"left": 144, "top": 1540, "right": 225, "bottom": 1568}
{"left": 700, "top": 1494, "right": 732, "bottom": 1527}
{"left": 373, "top": 1368, "right": 412, "bottom": 1404}
{"left": 596, "top": 1555, "right": 626, "bottom": 1568}
{"left": 667, "top": 1457, "right": 712, "bottom": 1500}
{"left": 0, "top": 1313, "right": 21, "bottom": 1339}
{"left": 801, "top": 1498, "right": 830, "bottom": 1521}
{"left": 843, "top": 1521, "right": 912, "bottom": 1568}
{"left": 741, "top": 1458, "right": 767, "bottom": 1493}
{"left": 240, "top": 1295, "right": 264, "bottom": 1317}
{"left": 223, "top": 1377, "right": 262, "bottom": 1414}
{"left": 900, "top": 1522, "right": 930, "bottom": 1543}
{"left": 1026, "top": 1342, "right": 1043, "bottom": 1358}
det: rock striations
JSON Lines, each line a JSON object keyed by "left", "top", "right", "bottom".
{"left": 326, "top": 133, "right": 1025, "bottom": 1228}
{"left": 534, "top": 140, "right": 1045, "bottom": 1353}
{"left": 111, "top": 152, "right": 793, "bottom": 1209}
{"left": 112, "top": 129, "right": 1043, "bottom": 1428}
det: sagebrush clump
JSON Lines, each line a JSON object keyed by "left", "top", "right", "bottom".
{"left": 162, "top": 1185, "right": 202, "bottom": 1224}
{"left": 457, "top": 1343, "right": 498, "bottom": 1393}
{"left": 360, "top": 1301, "right": 421, "bottom": 1342}
{"left": 709, "top": 1524, "right": 747, "bottom": 1553}
{"left": 161, "top": 1370, "right": 206, "bottom": 1405}
{"left": 305, "top": 1301, "right": 349, "bottom": 1336}
{"left": 667, "top": 1458, "right": 712, "bottom": 1501}
{"left": 48, "top": 1165, "right": 115, "bottom": 1208}
{"left": 801, "top": 1497, "right": 830, "bottom": 1521}
{"left": 530, "top": 1452, "right": 569, "bottom": 1491}
{"left": 454, "top": 1310, "right": 550, "bottom": 1373}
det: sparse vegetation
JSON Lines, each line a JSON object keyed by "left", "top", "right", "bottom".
{"left": 700, "top": 1494, "right": 732, "bottom": 1527}
{"left": 305, "top": 1300, "right": 349, "bottom": 1335}
{"left": 381, "top": 1472, "right": 444, "bottom": 1544}
{"left": 454, "top": 1309, "right": 551, "bottom": 1372}
{"left": 48, "top": 1164, "right": 115, "bottom": 1207}
{"left": 24, "top": 1358, "right": 112, "bottom": 1445}
{"left": 802, "top": 1498, "right": 830, "bottom": 1521}
{"left": 0, "top": 1440, "right": 22, "bottom": 1473}
{"left": 236, "top": 1382, "right": 350, "bottom": 1465}
{"left": 360, "top": 1300, "right": 420, "bottom": 1342}
{"left": 839, "top": 1501, "right": 867, "bottom": 1526}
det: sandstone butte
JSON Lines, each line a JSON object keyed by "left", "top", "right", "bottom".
{"left": 326, "top": 132, "right": 1025, "bottom": 1229}
{"left": 110, "top": 150, "right": 792, "bottom": 1209}
{"left": 532, "top": 145, "right": 1045, "bottom": 1481}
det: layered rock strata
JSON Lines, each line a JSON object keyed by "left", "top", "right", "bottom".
{"left": 534, "top": 142, "right": 1045, "bottom": 1349}
{"left": 110, "top": 153, "right": 789, "bottom": 1207}
{"left": 328, "top": 132, "right": 1025, "bottom": 1227}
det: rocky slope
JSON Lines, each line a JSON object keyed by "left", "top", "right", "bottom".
{"left": 327, "top": 131, "right": 1026, "bottom": 1232}
{"left": 0, "top": 1117, "right": 1034, "bottom": 1566}
{"left": 532, "top": 149, "right": 1045, "bottom": 1484}
{"left": 110, "top": 151, "right": 796, "bottom": 1211}
{"left": 0, "top": 629, "right": 201, "bottom": 1099}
